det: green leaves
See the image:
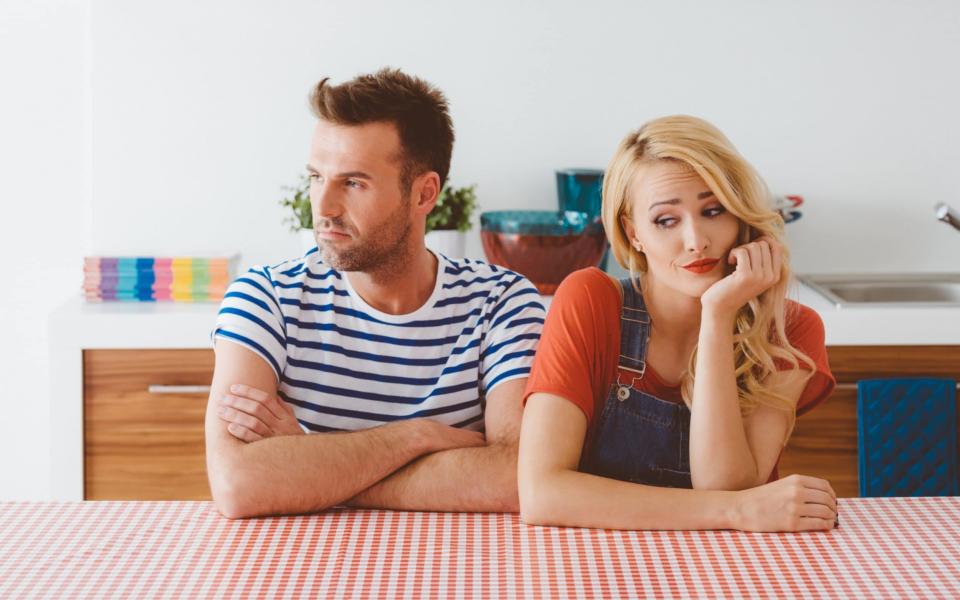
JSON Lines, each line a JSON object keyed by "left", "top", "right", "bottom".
{"left": 278, "top": 172, "right": 313, "bottom": 233}
{"left": 426, "top": 184, "right": 477, "bottom": 233}
{"left": 279, "top": 173, "right": 478, "bottom": 234}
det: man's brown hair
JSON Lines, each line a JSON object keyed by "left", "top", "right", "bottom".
{"left": 309, "top": 67, "right": 455, "bottom": 192}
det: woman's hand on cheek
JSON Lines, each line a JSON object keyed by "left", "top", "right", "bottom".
{"left": 700, "top": 235, "right": 783, "bottom": 318}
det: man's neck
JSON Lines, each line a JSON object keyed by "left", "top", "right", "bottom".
{"left": 345, "top": 246, "right": 438, "bottom": 315}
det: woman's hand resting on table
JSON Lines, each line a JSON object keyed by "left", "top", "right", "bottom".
{"left": 734, "top": 474, "right": 838, "bottom": 532}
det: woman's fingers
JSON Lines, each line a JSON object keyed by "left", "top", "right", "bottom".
{"left": 800, "top": 502, "right": 836, "bottom": 521}
{"left": 731, "top": 246, "right": 751, "bottom": 271}
{"left": 798, "top": 517, "right": 836, "bottom": 531}
{"left": 798, "top": 475, "right": 838, "bottom": 501}
{"left": 803, "top": 488, "right": 838, "bottom": 513}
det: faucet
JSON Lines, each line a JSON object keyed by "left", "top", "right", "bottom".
{"left": 935, "top": 203, "right": 960, "bottom": 232}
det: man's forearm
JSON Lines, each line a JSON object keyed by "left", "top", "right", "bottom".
{"left": 689, "top": 310, "right": 759, "bottom": 489}
{"left": 347, "top": 442, "right": 519, "bottom": 512}
{"left": 218, "top": 420, "right": 431, "bottom": 518}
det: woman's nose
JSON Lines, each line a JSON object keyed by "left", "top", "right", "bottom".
{"left": 684, "top": 221, "right": 709, "bottom": 253}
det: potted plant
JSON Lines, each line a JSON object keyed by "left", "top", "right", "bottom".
{"left": 425, "top": 183, "right": 477, "bottom": 258}
{"left": 281, "top": 174, "right": 478, "bottom": 257}
{"left": 279, "top": 173, "right": 315, "bottom": 253}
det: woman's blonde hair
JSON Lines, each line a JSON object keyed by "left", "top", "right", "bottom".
{"left": 601, "top": 115, "right": 816, "bottom": 428}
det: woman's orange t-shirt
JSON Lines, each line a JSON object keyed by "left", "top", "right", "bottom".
{"left": 523, "top": 267, "right": 837, "bottom": 431}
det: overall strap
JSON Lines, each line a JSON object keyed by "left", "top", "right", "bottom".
{"left": 617, "top": 277, "right": 650, "bottom": 380}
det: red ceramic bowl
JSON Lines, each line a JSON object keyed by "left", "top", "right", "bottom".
{"left": 480, "top": 211, "right": 608, "bottom": 295}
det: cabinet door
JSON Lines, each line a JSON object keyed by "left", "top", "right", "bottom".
{"left": 779, "top": 386, "right": 858, "bottom": 497}
{"left": 84, "top": 349, "right": 215, "bottom": 500}
{"left": 779, "top": 345, "right": 960, "bottom": 498}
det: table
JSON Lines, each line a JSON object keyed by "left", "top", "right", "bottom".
{"left": 2, "top": 497, "right": 958, "bottom": 598}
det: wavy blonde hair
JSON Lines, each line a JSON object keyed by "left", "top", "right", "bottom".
{"left": 601, "top": 115, "right": 816, "bottom": 427}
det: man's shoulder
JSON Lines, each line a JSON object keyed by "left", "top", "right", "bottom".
{"left": 436, "top": 255, "right": 538, "bottom": 297}
{"left": 245, "top": 248, "right": 343, "bottom": 288}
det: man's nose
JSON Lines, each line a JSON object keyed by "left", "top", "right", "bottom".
{"left": 312, "top": 181, "right": 342, "bottom": 221}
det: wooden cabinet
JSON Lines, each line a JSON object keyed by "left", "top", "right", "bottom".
{"left": 81, "top": 345, "right": 959, "bottom": 500}
{"left": 83, "top": 349, "right": 214, "bottom": 500}
{"left": 779, "top": 346, "right": 960, "bottom": 497}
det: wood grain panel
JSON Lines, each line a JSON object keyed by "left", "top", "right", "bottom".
{"left": 779, "top": 345, "right": 960, "bottom": 497}
{"left": 84, "top": 349, "right": 215, "bottom": 500}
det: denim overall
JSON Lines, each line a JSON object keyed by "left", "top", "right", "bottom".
{"left": 581, "top": 278, "right": 693, "bottom": 488}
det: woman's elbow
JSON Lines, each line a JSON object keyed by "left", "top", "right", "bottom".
{"left": 518, "top": 472, "right": 562, "bottom": 526}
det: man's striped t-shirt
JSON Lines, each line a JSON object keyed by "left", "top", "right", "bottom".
{"left": 211, "top": 248, "right": 545, "bottom": 433}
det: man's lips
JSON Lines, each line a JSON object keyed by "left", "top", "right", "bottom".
{"left": 316, "top": 229, "right": 351, "bottom": 239}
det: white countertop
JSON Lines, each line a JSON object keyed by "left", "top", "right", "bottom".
{"left": 50, "top": 278, "right": 960, "bottom": 349}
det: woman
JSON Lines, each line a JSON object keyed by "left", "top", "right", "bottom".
{"left": 518, "top": 115, "right": 838, "bottom": 532}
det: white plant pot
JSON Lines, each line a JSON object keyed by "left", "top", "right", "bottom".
{"left": 299, "top": 229, "right": 317, "bottom": 254}
{"left": 425, "top": 229, "right": 466, "bottom": 258}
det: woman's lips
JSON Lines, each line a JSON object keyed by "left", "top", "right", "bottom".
{"left": 682, "top": 259, "right": 719, "bottom": 274}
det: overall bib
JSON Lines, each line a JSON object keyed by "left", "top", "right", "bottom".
{"left": 581, "top": 278, "right": 693, "bottom": 488}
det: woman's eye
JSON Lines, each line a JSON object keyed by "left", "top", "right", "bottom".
{"left": 308, "top": 173, "right": 320, "bottom": 181}
{"left": 654, "top": 206, "right": 725, "bottom": 229}
{"left": 654, "top": 217, "right": 676, "bottom": 229}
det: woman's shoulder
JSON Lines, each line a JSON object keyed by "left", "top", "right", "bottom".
{"left": 783, "top": 299, "right": 827, "bottom": 353}
{"left": 552, "top": 267, "right": 623, "bottom": 311}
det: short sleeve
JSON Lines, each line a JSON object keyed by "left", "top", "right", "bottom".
{"left": 522, "top": 268, "right": 620, "bottom": 427}
{"left": 211, "top": 266, "right": 287, "bottom": 382}
{"left": 778, "top": 302, "right": 836, "bottom": 416}
{"left": 478, "top": 274, "right": 545, "bottom": 394}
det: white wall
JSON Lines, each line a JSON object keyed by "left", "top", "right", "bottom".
{"left": 0, "top": 0, "right": 89, "bottom": 500}
{"left": 2, "top": 0, "right": 959, "bottom": 499}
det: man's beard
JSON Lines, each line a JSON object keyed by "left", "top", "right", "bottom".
{"left": 316, "top": 196, "right": 412, "bottom": 273}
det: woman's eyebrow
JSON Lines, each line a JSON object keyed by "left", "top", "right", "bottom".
{"left": 648, "top": 190, "right": 715, "bottom": 212}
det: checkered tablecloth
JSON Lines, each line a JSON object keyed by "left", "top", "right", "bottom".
{"left": 1, "top": 497, "right": 958, "bottom": 599}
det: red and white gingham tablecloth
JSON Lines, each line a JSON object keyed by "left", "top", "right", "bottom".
{"left": 1, "top": 497, "right": 959, "bottom": 599}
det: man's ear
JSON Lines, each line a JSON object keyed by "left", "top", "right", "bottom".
{"left": 414, "top": 171, "right": 441, "bottom": 216}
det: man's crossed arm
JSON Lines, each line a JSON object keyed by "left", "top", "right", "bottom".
{"left": 205, "top": 340, "right": 525, "bottom": 519}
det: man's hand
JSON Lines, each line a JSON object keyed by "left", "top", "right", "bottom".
{"left": 217, "top": 383, "right": 305, "bottom": 442}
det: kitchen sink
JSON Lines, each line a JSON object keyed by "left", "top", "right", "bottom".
{"left": 798, "top": 273, "right": 960, "bottom": 308}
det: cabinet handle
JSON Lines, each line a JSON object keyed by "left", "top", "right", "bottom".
{"left": 834, "top": 382, "right": 960, "bottom": 390}
{"left": 147, "top": 385, "right": 212, "bottom": 395}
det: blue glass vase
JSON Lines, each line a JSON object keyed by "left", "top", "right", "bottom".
{"left": 556, "top": 169, "right": 608, "bottom": 270}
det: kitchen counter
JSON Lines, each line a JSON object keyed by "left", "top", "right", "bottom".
{"left": 48, "top": 277, "right": 960, "bottom": 500}
{"left": 50, "top": 277, "right": 960, "bottom": 349}
{"left": 794, "top": 279, "right": 960, "bottom": 345}
{"left": 3, "top": 498, "right": 959, "bottom": 598}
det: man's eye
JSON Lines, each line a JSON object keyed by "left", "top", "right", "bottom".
{"left": 308, "top": 173, "right": 320, "bottom": 180}
{"left": 346, "top": 180, "right": 362, "bottom": 188}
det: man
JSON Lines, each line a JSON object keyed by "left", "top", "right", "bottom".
{"left": 205, "top": 68, "right": 544, "bottom": 519}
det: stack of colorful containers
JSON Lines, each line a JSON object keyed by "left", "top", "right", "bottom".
{"left": 83, "top": 255, "right": 239, "bottom": 302}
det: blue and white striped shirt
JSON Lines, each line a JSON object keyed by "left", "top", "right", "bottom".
{"left": 211, "top": 248, "right": 545, "bottom": 433}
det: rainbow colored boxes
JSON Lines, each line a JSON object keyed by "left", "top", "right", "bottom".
{"left": 83, "top": 255, "right": 239, "bottom": 302}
